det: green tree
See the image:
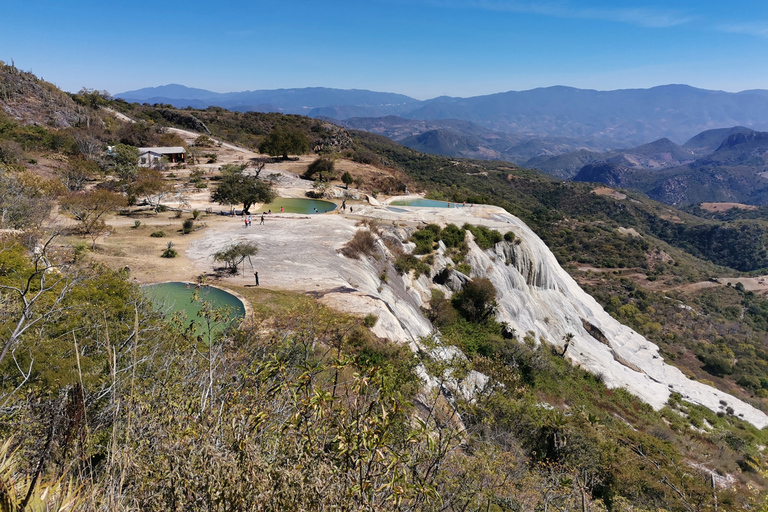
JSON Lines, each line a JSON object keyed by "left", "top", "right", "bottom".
{"left": 109, "top": 143, "right": 139, "bottom": 182}
{"left": 303, "top": 157, "right": 335, "bottom": 181}
{"left": 452, "top": 277, "right": 498, "bottom": 323}
{"left": 210, "top": 168, "right": 274, "bottom": 214}
{"left": 259, "top": 127, "right": 309, "bottom": 159}
{"left": 213, "top": 241, "right": 258, "bottom": 273}
{"left": 341, "top": 171, "right": 353, "bottom": 189}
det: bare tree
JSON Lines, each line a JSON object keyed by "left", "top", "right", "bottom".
{"left": 60, "top": 190, "right": 127, "bottom": 248}
{"left": 248, "top": 156, "right": 269, "bottom": 179}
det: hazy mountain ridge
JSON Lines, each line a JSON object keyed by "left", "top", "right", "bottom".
{"left": 117, "top": 84, "right": 768, "bottom": 153}
{"left": 338, "top": 116, "right": 609, "bottom": 163}
{"left": 568, "top": 128, "right": 768, "bottom": 206}
{"left": 117, "top": 85, "right": 420, "bottom": 117}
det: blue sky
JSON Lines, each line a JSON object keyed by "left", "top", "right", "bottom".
{"left": 3, "top": 0, "right": 768, "bottom": 99}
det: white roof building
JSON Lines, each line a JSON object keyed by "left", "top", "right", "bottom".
{"left": 138, "top": 146, "right": 186, "bottom": 167}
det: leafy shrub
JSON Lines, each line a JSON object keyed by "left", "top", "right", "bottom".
{"left": 504, "top": 231, "right": 516, "bottom": 242}
{"left": 161, "top": 241, "right": 177, "bottom": 258}
{"left": 452, "top": 277, "right": 497, "bottom": 323}
{"left": 303, "top": 157, "right": 335, "bottom": 181}
{"left": 192, "top": 209, "right": 201, "bottom": 219}
{"left": 439, "top": 224, "right": 466, "bottom": 248}
{"left": 427, "top": 289, "right": 457, "bottom": 327}
{"left": 341, "top": 229, "right": 377, "bottom": 259}
{"left": 182, "top": 218, "right": 194, "bottom": 234}
{"left": 463, "top": 223, "right": 503, "bottom": 250}
{"left": 455, "top": 262, "right": 472, "bottom": 275}
{"left": 411, "top": 224, "right": 441, "bottom": 254}
{"left": 394, "top": 253, "right": 431, "bottom": 278}
{"left": 150, "top": 231, "right": 165, "bottom": 237}
{"left": 363, "top": 314, "right": 378, "bottom": 327}
{"left": 194, "top": 134, "right": 214, "bottom": 147}
{"left": 132, "top": 220, "right": 141, "bottom": 229}
{"left": 72, "top": 242, "right": 88, "bottom": 263}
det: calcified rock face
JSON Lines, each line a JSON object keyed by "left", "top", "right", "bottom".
{"left": 188, "top": 202, "right": 768, "bottom": 428}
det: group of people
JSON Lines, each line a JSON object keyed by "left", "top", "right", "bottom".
{"left": 242, "top": 213, "right": 266, "bottom": 227}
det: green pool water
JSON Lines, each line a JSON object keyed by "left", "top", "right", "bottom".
{"left": 389, "top": 198, "right": 454, "bottom": 208}
{"left": 143, "top": 282, "right": 245, "bottom": 337}
{"left": 255, "top": 197, "right": 337, "bottom": 214}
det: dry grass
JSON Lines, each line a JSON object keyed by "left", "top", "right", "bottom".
{"left": 341, "top": 229, "right": 378, "bottom": 260}
{"left": 62, "top": 209, "right": 226, "bottom": 284}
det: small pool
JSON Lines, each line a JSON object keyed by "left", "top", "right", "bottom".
{"left": 143, "top": 282, "right": 245, "bottom": 337}
{"left": 389, "top": 198, "right": 454, "bottom": 208}
{"left": 255, "top": 198, "right": 337, "bottom": 214}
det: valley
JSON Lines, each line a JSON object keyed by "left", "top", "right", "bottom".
{"left": 6, "top": 64, "right": 768, "bottom": 509}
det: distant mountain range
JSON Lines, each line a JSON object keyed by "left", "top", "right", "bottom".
{"left": 117, "top": 84, "right": 768, "bottom": 206}
{"left": 116, "top": 84, "right": 768, "bottom": 152}
{"left": 549, "top": 127, "right": 768, "bottom": 206}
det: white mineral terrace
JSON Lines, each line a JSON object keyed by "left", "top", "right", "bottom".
{"left": 187, "top": 201, "right": 768, "bottom": 429}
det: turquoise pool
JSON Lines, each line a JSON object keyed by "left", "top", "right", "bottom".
{"left": 389, "top": 198, "right": 454, "bottom": 208}
{"left": 143, "top": 282, "right": 245, "bottom": 337}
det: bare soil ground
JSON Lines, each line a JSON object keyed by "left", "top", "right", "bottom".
{"left": 591, "top": 187, "right": 627, "bottom": 200}
{"left": 64, "top": 127, "right": 421, "bottom": 287}
{"left": 701, "top": 202, "right": 758, "bottom": 212}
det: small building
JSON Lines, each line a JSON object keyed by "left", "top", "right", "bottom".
{"left": 138, "top": 146, "right": 186, "bottom": 167}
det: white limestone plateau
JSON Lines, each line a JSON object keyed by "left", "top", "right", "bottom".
{"left": 188, "top": 202, "right": 768, "bottom": 429}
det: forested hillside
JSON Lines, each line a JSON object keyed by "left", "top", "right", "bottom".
{"left": 4, "top": 63, "right": 768, "bottom": 510}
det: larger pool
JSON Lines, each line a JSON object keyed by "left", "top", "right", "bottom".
{"left": 255, "top": 197, "right": 336, "bottom": 214}
{"left": 389, "top": 198, "right": 453, "bottom": 208}
{"left": 143, "top": 282, "right": 245, "bottom": 337}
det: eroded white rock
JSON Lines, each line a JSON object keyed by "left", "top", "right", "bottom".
{"left": 187, "top": 203, "right": 768, "bottom": 428}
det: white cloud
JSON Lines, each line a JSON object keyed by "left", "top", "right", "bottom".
{"left": 717, "top": 22, "right": 768, "bottom": 38}
{"left": 426, "top": 0, "right": 693, "bottom": 28}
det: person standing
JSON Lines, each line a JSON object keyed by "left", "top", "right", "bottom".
{"left": 253, "top": 271, "right": 259, "bottom": 286}
{"left": 260, "top": 213, "right": 265, "bottom": 225}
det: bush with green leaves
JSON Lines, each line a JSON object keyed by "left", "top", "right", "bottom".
{"left": 303, "top": 157, "right": 335, "bottom": 181}
{"left": 452, "top": 277, "right": 498, "bottom": 323}
{"left": 394, "top": 253, "right": 431, "bottom": 278}
{"left": 411, "top": 224, "right": 441, "bottom": 254}
{"left": 150, "top": 230, "right": 165, "bottom": 237}
{"left": 181, "top": 218, "right": 194, "bottom": 234}
{"left": 463, "top": 223, "right": 503, "bottom": 250}
{"left": 363, "top": 314, "right": 378, "bottom": 327}
{"left": 161, "top": 241, "right": 177, "bottom": 258}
